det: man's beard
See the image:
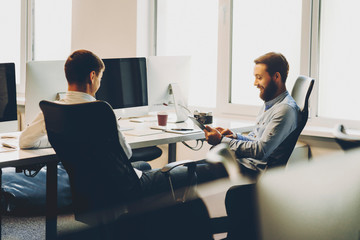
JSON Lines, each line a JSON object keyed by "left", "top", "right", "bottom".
{"left": 260, "top": 79, "right": 278, "bottom": 102}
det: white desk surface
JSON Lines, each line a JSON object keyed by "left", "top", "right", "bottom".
{"left": 120, "top": 117, "right": 254, "bottom": 149}
{"left": 0, "top": 117, "right": 254, "bottom": 167}
{"left": 0, "top": 132, "right": 57, "bottom": 168}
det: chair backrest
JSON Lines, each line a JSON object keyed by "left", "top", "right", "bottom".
{"left": 291, "top": 75, "right": 315, "bottom": 112}
{"left": 266, "top": 76, "right": 314, "bottom": 169}
{"left": 39, "top": 100, "right": 142, "bottom": 224}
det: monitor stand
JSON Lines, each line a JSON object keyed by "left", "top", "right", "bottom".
{"left": 170, "top": 83, "right": 189, "bottom": 123}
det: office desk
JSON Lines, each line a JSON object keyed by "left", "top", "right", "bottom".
{"left": 0, "top": 142, "right": 58, "bottom": 240}
{"left": 121, "top": 117, "right": 254, "bottom": 163}
{"left": 0, "top": 117, "right": 253, "bottom": 239}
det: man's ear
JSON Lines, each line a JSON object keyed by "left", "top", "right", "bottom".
{"left": 89, "top": 71, "right": 96, "bottom": 84}
{"left": 274, "top": 72, "right": 281, "bottom": 83}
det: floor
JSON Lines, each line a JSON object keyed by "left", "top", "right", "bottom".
{"left": 2, "top": 213, "right": 86, "bottom": 240}
{"left": 1, "top": 178, "right": 233, "bottom": 240}
{"left": 3, "top": 213, "right": 227, "bottom": 240}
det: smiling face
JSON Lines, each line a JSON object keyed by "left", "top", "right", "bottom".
{"left": 253, "top": 63, "right": 278, "bottom": 102}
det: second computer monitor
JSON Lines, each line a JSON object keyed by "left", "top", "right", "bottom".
{"left": 96, "top": 57, "right": 149, "bottom": 118}
{"left": 0, "top": 63, "right": 18, "bottom": 133}
{"left": 147, "top": 56, "right": 191, "bottom": 122}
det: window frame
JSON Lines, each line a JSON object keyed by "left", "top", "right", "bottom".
{"left": 307, "top": 0, "right": 360, "bottom": 129}
{"left": 150, "top": 0, "right": 360, "bottom": 129}
{"left": 216, "top": 0, "right": 261, "bottom": 118}
{"left": 216, "top": 0, "right": 312, "bottom": 118}
{"left": 152, "top": 0, "right": 220, "bottom": 109}
{"left": 12, "top": 0, "right": 29, "bottom": 98}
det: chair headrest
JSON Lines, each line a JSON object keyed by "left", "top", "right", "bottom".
{"left": 291, "top": 75, "right": 315, "bottom": 112}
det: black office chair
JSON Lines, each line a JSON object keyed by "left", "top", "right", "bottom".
{"left": 265, "top": 75, "right": 314, "bottom": 169}
{"left": 39, "top": 100, "right": 198, "bottom": 226}
{"left": 130, "top": 146, "right": 163, "bottom": 162}
{"left": 39, "top": 100, "right": 142, "bottom": 225}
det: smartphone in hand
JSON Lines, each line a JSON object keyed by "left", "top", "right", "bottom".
{"left": 188, "top": 116, "right": 206, "bottom": 130}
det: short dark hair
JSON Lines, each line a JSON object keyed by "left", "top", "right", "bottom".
{"left": 64, "top": 49, "right": 105, "bottom": 85}
{"left": 254, "top": 52, "right": 289, "bottom": 83}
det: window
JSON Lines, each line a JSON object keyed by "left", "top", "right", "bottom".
{"left": 0, "top": 0, "right": 22, "bottom": 86}
{"left": 0, "top": 0, "right": 72, "bottom": 94}
{"left": 230, "top": 0, "right": 303, "bottom": 107}
{"left": 151, "top": 0, "right": 360, "bottom": 128}
{"left": 156, "top": 0, "right": 218, "bottom": 108}
{"left": 318, "top": 0, "right": 360, "bottom": 121}
{"left": 31, "top": 0, "right": 72, "bottom": 61}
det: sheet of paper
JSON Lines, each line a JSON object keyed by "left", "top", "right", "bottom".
{"left": 124, "top": 129, "right": 164, "bottom": 137}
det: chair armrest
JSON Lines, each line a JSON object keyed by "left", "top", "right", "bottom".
{"left": 160, "top": 160, "right": 199, "bottom": 173}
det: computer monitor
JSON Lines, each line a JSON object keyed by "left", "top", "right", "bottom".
{"left": 96, "top": 58, "right": 149, "bottom": 119}
{"left": 147, "top": 56, "right": 191, "bottom": 122}
{"left": 0, "top": 63, "right": 18, "bottom": 133}
{"left": 256, "top": 150, "right": 360, "bottom": 240}
{"left": 25, "top": 58, "right": 149, "bottom": 126}
{"left": 25, "top": 60, "right": 68, "bottom": 127}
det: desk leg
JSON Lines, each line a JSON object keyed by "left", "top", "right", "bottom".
{"left": 168, "top": 143, "right": 177, "bottom": 163}
{"left": 46, "top": 162, "right": 57, "bottom": 240}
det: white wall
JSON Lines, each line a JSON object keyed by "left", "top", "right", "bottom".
{"left": 71, "top": 0, "right": 138, "bottom": 58}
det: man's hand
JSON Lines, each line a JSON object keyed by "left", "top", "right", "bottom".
{"left": 204, "top": 126, "right": 223, "bottom": 145}
{"left": 216, "top": 127, "right": 237, "bottom": 139}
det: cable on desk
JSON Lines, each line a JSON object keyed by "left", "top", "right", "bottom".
{"left": 16, "top": 164, "right": 46, "bottom": 177}
{"left": 181, "top": 139, "right": 204, "bottom": 151}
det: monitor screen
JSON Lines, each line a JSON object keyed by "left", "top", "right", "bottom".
{"left": 0, "top": 63, "right": 18, "bottom": 132}
{"left": 96, "top": 58, "right": 148, "bottom": 118}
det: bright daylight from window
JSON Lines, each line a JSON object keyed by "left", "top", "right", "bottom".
{"left": 32, "top": 0, "right": 72, "bottom": 61}
{"left": 318, "top": 0, "right": 360, "bottom": 121}
{"left": 156, "top": 0, "right": 218, "bottom": 108}
{"left": 231, "top": 0, "right": 302, "bottom": 107}
{"left": 0, "top": 0, "right": 21, "bottom": 84}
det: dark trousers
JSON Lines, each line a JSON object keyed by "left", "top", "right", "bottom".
{"left": 195, "top": 159, "right": 261, "bottom": 239}
{"left": 130, "top": 161, "right": 151, "bottom": 171}
{"left": 225, "top": 184, "right": 259, "bottom": 240}
{"left": 195, "top": 159, "right": 260, "bottom": 184}
{"left": 139, "top": 166, "right": 197, "bottom": 201}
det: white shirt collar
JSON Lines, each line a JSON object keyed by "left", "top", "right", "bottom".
{"left": 62, "top": 91, "right": 97, "bottom": 104}
{"left": 264, "top": 91, "right": 289, "bottom": 111}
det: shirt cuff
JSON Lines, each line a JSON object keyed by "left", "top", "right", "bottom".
{"left": 221, "top": 136, "right": 232, "bottom": 144}
{"left": 236, "top": 134, "right": 252, "bottom": 141}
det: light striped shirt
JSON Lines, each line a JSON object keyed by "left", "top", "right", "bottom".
{"left": 221, "top": 91, "right": 300, "bottom": 171}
